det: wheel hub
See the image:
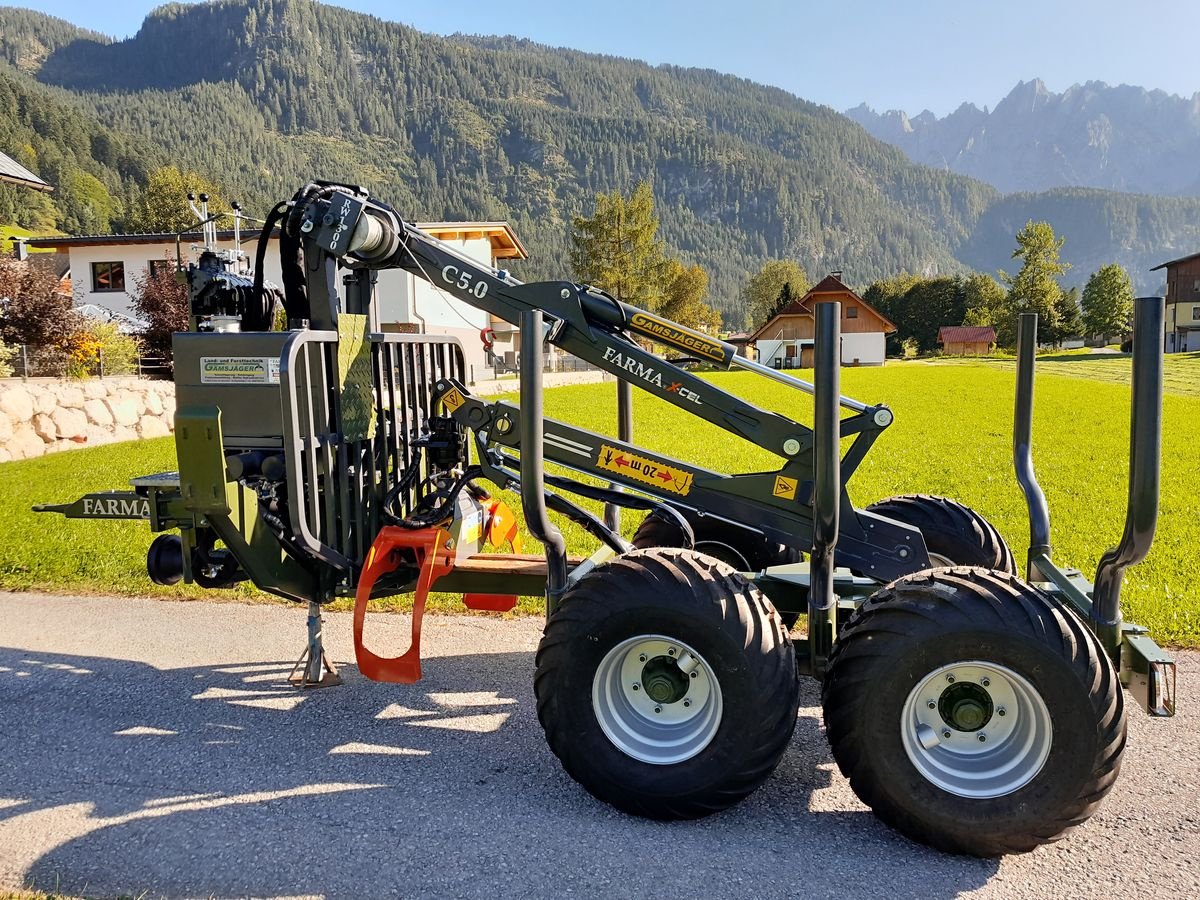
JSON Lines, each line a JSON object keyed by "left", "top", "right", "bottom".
{"left": 592, "top": 635, "right": 723, "bottom": 765}
{"left": 641, "top": 656, "right": 689, "bottom": 704}
{"left": 900, "top": 661, "right": 1053, "bottom": 799}
{"left": 938, "top": 682, "right": 993, "bottom": 732}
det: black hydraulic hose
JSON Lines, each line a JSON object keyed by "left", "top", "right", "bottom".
{"left": 543, "top": 491, "right": 632, "bottom": 555}
{"left": 495, "top": 451, "right": 694, "bottom": 547}
{"left": 394, "top": 465, "right": 485, "bottom": 530}
{"left": 253, "top": 201, "right": 288, "bottom": 319}
{"left": 492, "top": 464, "right": 630, "bottom": 556}
{"left": 381, "top": 445, "right": 425, "bottom": 523}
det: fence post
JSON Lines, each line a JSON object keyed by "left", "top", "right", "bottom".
{"left": 21, "top": 344, "right": 29, "bottom": 381}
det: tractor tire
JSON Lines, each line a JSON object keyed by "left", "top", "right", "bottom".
{"left": 822, "top": 567, "right": 1126, "bottom": 857}
{"left": 866, "top": 494, "right": 1017, "bottom": 574}
{"left": 535, "top": 548, "right": 799, "bottom": 820}
{"left": 631, "top": 508, "right": 803, "bottom": 628}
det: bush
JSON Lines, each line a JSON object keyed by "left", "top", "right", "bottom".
{"left": 65, "top": 322, "right": 140, "bottom": 378}
{"left": 0, "top": 256, "right": 84, "bottom": 354}
{"left": 0, "top": 340, "right": 13, "bottom": 377}
{"left": 132, "top": 260, "right": 188, "bottom": 364}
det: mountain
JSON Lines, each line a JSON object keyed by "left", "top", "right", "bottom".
{"left": 846, "top": 79, "right": 1200, "bottom": 197}
{"left": 0, "top": 2, "right": 1194, "bottom": 316}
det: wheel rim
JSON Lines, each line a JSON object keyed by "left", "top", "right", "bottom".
{"left": 592, "top": 635, "right": 723, "bottom": 765}
{"left": 900, "top": 661, "right": 1052, "bottom": 798}
{"left": 926, "top": 552, "right": 955, "bottom": 568}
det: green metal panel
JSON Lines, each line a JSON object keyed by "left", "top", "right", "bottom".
{"left": 336, "top": 312, "right": 376, "bottom": 442}
{"left": 175, "top": 406, "right": 231, "bottom": 516}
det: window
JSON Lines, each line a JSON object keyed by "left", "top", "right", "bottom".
{"left": 91, "top": 261, "right": 125, "bottom": 292}
{"left": 148, "top": 259, "right": 175, "bottom": 280}
{"left": 846, "top": 306, "right": 858, "bottom": 318}
{"left": 1192, "top": 306, "right": 1200, "bottom": 321}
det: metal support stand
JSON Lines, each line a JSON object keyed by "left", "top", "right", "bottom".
{"left": 519, "top": 309, "right": 569, "bottom": 617}
{"left": 289, "top": 600, "right": 342, "bottom": 688}
{"left": 603, "top": 379, "right": 633, "bottom": 533}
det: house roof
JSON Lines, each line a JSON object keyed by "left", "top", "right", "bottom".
{"left": 1151, "top": 250, "right": 1200, "bottom": 272}
{"left": 27, "top": 221, "right": 529, "bottom": 260}
{"left": 416, "top": 222, "right": 528, "bottom": 260}
{"left": 939, "top": 325, "right": 996, "bottom": 344}
{"left": 748, "top": 272, "right": 897, "bottom": 340}
{"left": 0, "top": 150, "right": 52, "bottom": 192}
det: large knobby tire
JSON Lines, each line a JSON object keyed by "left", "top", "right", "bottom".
{"left": 535, "top": 548, "right": 799, "bottom": 820}
{"left": 631, "top": 509, "right": 803, "bottom": 628}
{"left": 866, "top": 494, "right": 1017, "bottom": 574}
{"left": 631, "top": 508, "right": 801, "bottom": 573}
{"left": 822, "top": 567, "right": 1126, "bottom": 857}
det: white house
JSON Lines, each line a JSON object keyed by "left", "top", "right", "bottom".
{"left": 749, "top": 273, "right": 896, "bottom": 367}
{"left": 29, "top": 222, "right": 528, "bottom": 380}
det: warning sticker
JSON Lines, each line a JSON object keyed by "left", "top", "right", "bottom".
{"left": 596, "top": 444, "right": 693, "bottom": 496}
{"left": 200, "top": 357, "right": 280, "bottom": 385}
{"left": 442, "top": 388, "right": 465, "bottom": 411}
{"left": 773, "top": 475, "right": 798, "bottom": 500}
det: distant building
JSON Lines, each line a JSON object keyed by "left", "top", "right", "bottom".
{"left": 28, "top": 223, "right": 528, "bottom": 377}
{"left": 1152, "top": 251, "right": 1200, "bottom": 353}
{"left": 724, "top": 331, "right": 756, "bottom": 361}
{"left": 938, "top": 325, "right": 996, "bottom": 356}
{"left": 749, "top": 273, "right": 896, "bottom": 367}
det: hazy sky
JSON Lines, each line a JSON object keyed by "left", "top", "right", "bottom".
{"left": 24, "top": 0, "right": 1200, "bottom": 114}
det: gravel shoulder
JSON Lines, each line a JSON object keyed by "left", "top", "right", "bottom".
{"left": 0, "top": 592, "right": 1196, "bottom": 899}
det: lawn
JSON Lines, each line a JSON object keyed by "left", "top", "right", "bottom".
{"left": 2, "top": 357, "right": 1197, "bottom": 645}
{"left": 933, "top": 349, "right": 1200, "bottom": 397}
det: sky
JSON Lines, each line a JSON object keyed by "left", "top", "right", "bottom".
{"left": 22, "top": 0, "right": 1200, "bottom": 115}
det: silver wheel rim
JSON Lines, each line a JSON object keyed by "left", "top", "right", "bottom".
{"left": 900, "top": 661, "right": 1053, "bottom": 798}
{"left": 926, "top": 552, "right": 955, "bottom": 568}
{"left": 592, "top": 635, "right": 723, "bottom": 765}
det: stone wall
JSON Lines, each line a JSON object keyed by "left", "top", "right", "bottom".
{"left": 0, "top": 377, "right": 176, "bottom": 462}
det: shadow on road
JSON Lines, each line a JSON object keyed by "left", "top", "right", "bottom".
{"left": 0, "top": 645, "right": 999, "bottom": 898}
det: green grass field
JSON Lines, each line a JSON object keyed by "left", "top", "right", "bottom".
{"left": 1, "top": 355, "right": 1197, "bottom": 645}
{"left": 934, "top": 350, "right": 1200, "bottom": 397}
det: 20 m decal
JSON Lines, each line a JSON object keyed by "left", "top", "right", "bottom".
{"left": 596, "top": 444, "right": 694, "bottom": 496}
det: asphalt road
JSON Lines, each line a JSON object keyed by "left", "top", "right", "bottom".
{"left": 0, "top": 592, "right": 1196, "bottom": 900}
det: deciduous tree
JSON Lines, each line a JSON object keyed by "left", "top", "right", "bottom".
{"left": 127, "top": 166, "right": 230, "bottom": 234}
{"left": 659, "top": 259, "right": 720, "bottom": 332}
{"left": 743, "top": 260, "right": 810, "bottom": 327}
{"left": 961, "top": 273, "right": 1006, "bottom": 328}
{"left": 1081, "top": 263, "right": 1134, "bottom": 340}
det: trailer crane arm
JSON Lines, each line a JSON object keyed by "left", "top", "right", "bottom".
{"left": 279, "top": 183, "right": 928, "bottom": 581}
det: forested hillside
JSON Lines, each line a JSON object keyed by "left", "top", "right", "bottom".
{"left": 0, "top": 0, "right": 1194, "bottom": 320}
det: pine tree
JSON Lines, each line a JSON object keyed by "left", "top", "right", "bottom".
{"left": 1045, "top": 286, "right": 1083, "bottom": 345}
{"left": 569, "top": 182, "right": 665, "bottom": 312}
{"left": 997, "top": 221, "right": 1070, "bottom": 345}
